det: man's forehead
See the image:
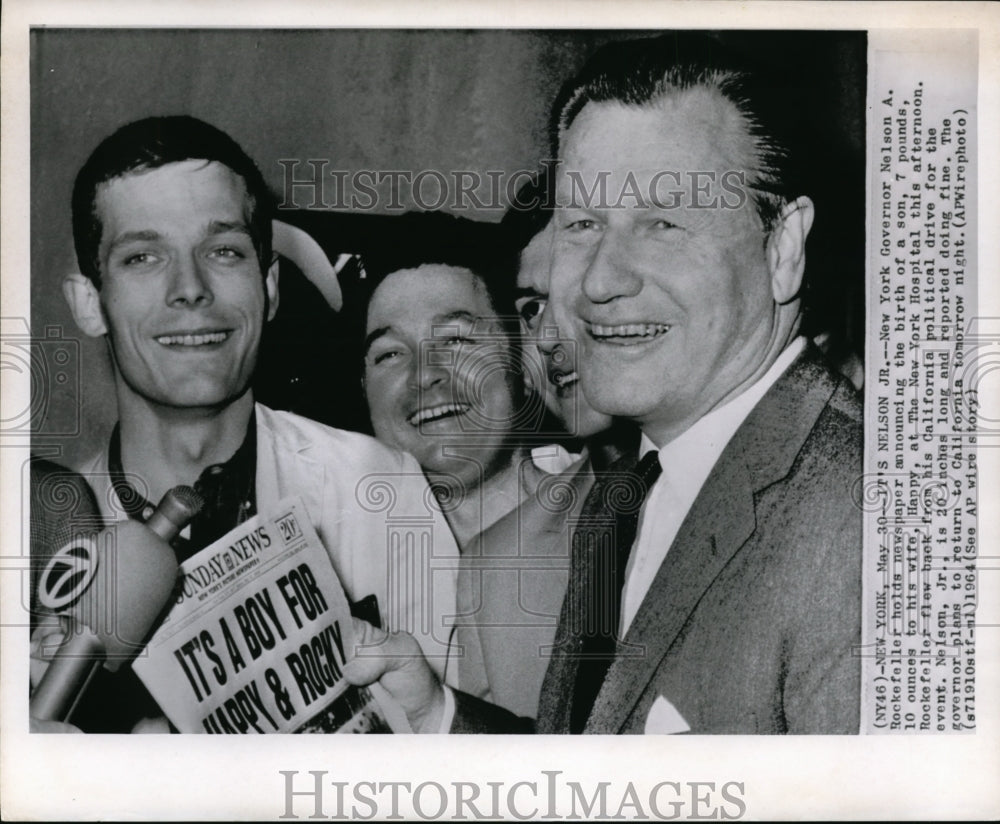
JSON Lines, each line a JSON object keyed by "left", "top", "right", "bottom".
{"left": 96, "top": 160, "right": 249, "bottom": 220}
{"left": 557, "top": 87, "right": 756, "bottom": 179}
{"left": 370, "top": 265, "right": 491, "bottom": 317}
{"left": 94, "top": 161, "right": 255, "bottom": 257}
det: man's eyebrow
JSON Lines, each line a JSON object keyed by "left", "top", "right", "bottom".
{"left": 514, "top": 287, "right": 544, "bottom": 300}
{"left": 365, "top": 310, "right": 489, "bottom": 354}
{"left": 434, "top": 310, "right": 479, "bottom": 325}
{"left": 431, "top": 310, "right": 494, "bottom": 334}
{"left": 107, "top": 221, "right": 251, "bottom": 250}
{"left": 363, "top": 325, "right": 392, "bottom": 355}
{"left": 107, "top": 229, "right": 161, "bottom": 249}
{"left": 207, "top": 220, "right": 251, "bottom": 236}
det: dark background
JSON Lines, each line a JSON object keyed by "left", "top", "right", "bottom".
{"left": 30, "top": 29, "right": 866, "bottom": 467}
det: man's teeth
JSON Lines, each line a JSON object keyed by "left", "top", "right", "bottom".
{"left": 156, "top": 332, "right": 229, "bottom": 346}
{"left": 590, "top": 323, "right": 670, "bottom": 338}
{"left": 408, "top": 403, "right": 471, "bottom": 425}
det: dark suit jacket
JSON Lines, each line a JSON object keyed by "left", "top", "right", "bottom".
{"left": 454, "top": 346, "right": 863, "bottom": 734}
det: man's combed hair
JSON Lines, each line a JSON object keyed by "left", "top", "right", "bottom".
{"left": 553, "top": 32, "right": 808, "bottom": 234}
{"left": 72, "top": 115, "right": 274, "bottom": 287}
{"left": 356, "top": 211, "right": 519, "bottom": 331}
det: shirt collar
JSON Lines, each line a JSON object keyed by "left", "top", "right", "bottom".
{"left": 640, "top": 337, "right": 807, "bottom": 486}
{"left": 530, "top": 444, "right": 582, "bottom": 475}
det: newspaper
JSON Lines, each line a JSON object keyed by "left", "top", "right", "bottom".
{"left": 133, "top": 497, "right": 395, "bottom": 734}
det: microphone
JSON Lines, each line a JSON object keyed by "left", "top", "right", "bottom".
{"left": 30, "top": 485, "right": 204, "bottom": 723}
{"left": 29, "top": 459, "right": 104, "bottom": 629}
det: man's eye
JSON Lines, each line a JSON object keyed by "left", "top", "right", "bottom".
{"left": 122, "top": 252, "right": 156, "bottom": 267}
{"left": 372, "top": 350, "right": 402, "bottom": 365}
{"left": 650, "top": 219, "right": 677, "bottom": 230}
{"left": 516, "top": 297, "right": 548, "bottom": 327}
{"left": 211, "top": 246, "right": 246, "bottom": 260}
{"left": 440, "top": 335, "right": 473, "bottom": 347}
{"left": 565, "top": 219, "right": 598, "bottom": 232}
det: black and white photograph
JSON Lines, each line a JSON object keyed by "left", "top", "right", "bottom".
{"left": 2, "top": 1, "right": 997, "bottom": 820}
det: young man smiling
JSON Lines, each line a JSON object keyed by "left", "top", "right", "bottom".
{"left": 40, "top": 116, "right": 458, "bottom": 732}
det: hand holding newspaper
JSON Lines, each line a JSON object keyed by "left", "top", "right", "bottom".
{"left": 133, "top": 496, "right": 399, "bottom": 733}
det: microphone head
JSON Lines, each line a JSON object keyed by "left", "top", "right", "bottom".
{"left": 143, "top": 485, "right": 204, "bottom": 543}
{"left": 71, "top": 519, "right": 179, "bottom": 671}
{"left": 161, "top": 484, "right": 204, "bottom": 524}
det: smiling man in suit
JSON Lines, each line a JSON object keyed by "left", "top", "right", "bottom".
{"left": 531, "top": 31, "right": 863, "bottom": 735}
{"left": 347, "top": 31, "right": 863, "bottom": 735}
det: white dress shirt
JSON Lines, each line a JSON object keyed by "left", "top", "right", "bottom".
{"left": 439, "top": 339, "right": 807, "bottom": 730}
{"left": 619, "top": 337, "right": 807, "bottom": 635}
{"left": 530, "top": 443, "right": 582, "bottom": 475}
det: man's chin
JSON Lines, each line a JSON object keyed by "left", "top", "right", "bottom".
{"left": 122, "top": 376, "right": 253, "bottom": 413}
{"left": 157, "top": 395, "right": 247, "bottom": 413}
{"left": 580, "top": 384, "right": 661, "bottom": 422}
{"left": 577, "top": 364, "right": 655, "bottom": 416}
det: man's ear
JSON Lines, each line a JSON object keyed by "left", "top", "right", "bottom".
{"left": 767, "top": 196, "right": 814, "bottom": 305}
{"left": 265, "top": 256, "right": 280, "bottom": 321}
{"left": 62, "top": 273, "right": 107, "bottom": 337}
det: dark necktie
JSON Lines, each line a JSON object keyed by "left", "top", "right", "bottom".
{"left": 570, "top": 449, "right": 662, "bottom": 733}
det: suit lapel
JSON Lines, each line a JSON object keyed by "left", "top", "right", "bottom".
{"left": 583, "top": 346, "right": 842, "bottom": 733}
{"left": 585, "top": 447, "right": 756, "bottom": 732}
{"left": 254, "top": 405, "right": 327, "bottom": 525}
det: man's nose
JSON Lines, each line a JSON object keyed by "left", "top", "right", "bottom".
{"left": 410, "top": 351, "right": 449, "bottom": 391}
{"left": 581, "top": 231, "right": 641, "bottom": 304}
{"left": 534, "top": 300, "right": 562, "bottom": 355}
{"left": 166, "top": 254, "right": 213, "bottom": 307}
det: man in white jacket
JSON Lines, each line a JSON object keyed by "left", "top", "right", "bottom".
{"left": 39, "top": 115, "right": 457, "bottom": 732}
